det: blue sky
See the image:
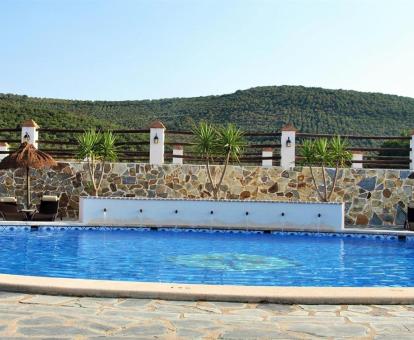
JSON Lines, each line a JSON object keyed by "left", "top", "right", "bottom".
{"left": 1, "top": 0, "right": 413, "bottom": 100}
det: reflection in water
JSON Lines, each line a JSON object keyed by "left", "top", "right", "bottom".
{"left": 168, "top": 253, "right": 296, "bottom": 271}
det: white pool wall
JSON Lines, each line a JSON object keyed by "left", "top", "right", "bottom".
{"left": 79, "top": 197, "right": 344, "bottom": 232}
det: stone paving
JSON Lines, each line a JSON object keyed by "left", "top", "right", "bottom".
{"left": 0, "top": 291, "right": 413, "bottom": 339}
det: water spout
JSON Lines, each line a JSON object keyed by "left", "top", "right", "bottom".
{"left": 243, "top": 210, "right": 250, "bottom": 232}
{"left": 137, "top": 208, "right": 143, "bottom": 227}
{"left": 280, "top": 212, "right": 285, "bottom": 232}
{"left": 316, "top": 212, "right": 322, "bottom": 234}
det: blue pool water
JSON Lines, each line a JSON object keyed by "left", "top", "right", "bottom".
{"left": 0, "top": 227, "right": 413, "bottom": 287}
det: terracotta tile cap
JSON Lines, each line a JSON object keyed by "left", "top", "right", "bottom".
{"left": 173, "top": 145, "right": 183, "bottom": 150}
{"left": 281, "top": 123, "right": 297, "bottom": 132}
{"left": 149, "top": 120, "right": 166, "bottom": 129}
{"left": 0, "top": 142, "right": 9, "bottom": 147}
{"left": 21, "top": 119, "right": 39, "bottom": 128}
{"left": 262, "top": 147, "right": 273, "bottom": 152}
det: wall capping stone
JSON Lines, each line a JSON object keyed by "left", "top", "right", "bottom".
{"left": 81, "top": 196, "right": 343, "bottom": 205}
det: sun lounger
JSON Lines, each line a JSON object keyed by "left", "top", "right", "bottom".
{"left": 31, "top": 195, "right": 59, "bottom": 222}
{"left": 404, "top": 202, "right": 414, "bottom": 231}
{"left": 0, "top": 197, "right": 27, "bottom": 221}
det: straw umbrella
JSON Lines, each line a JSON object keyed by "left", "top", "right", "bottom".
{"left": 0, "top": 142, "right": 57, "bottom": 208}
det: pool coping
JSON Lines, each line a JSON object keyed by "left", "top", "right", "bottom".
{"left": 0, "top": 274, "right": 413, "bottom": 304}
{"left": 0, "top": 221, "right": 412, "bottom": 236}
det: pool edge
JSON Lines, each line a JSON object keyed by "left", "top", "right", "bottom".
{"left": 0, "top": 274, "right": 413, "bottom": 304}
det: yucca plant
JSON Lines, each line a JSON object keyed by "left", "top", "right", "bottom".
{"left": 77, "top": 129, "right": 118, "bottom": 196}
{"left": 193, "top": 122, "right": 245, "bottom": 199}
{"left": 301, "top": 139, "right": 323, "bottom": 201}
{"left": 301, "top": 136, "right": 352, "bottom": 202}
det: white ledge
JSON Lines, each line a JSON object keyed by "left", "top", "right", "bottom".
{"left": 81, "top": 196, "right": 343, "bottom": 205}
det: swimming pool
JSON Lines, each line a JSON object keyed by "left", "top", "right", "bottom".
{"left": 0, "top": 227, "right": 413, "bottom": 287}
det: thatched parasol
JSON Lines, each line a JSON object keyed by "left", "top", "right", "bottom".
{"left": 0, "top": 142, "right": 57, "bottom": 208}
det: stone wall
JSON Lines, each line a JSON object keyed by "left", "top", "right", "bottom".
{"left": 0, "top": 162, "right": 412, "bottom": 226}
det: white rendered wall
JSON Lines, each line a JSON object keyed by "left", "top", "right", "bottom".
{"left": 0, "top": 144, "right": 9, "bottom": 161}
{"left": 149, "top": 128, "right": 165, "bottom": 165}
{"left": 262, "top": 150, "right": 273, "bottom": 167}
{"left": 80, "top": 197, "right": 344, "bottom": 232}
{"left": 172, "top": 147, "right": 183, "bottom": 165}
{"left": 281, "top": 130, "right": 296, "bottom": 169}
{"left": 352, "top": 153, "right": 363, "bottom": 169}
{"left": 21, "top": 126, "right": 38, "bottom": 149}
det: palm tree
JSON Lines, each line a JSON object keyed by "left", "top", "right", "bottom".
{"left": 301, "top": 136, "right": 352, "bottom": 202}
{"left": 193, "top": 122, "right": 245, "bottom": 199}
{"left": 77, "top": 130, "right": 117, "bottom": 196}
{"left": 327, "top": 136, "right": 352, "bottom": 200}
{"left": 301, "top": 139, "right": 324, "bottom": 201}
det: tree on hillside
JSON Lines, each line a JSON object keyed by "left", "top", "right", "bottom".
{"left": 2, "top": 86, "right": 414, "bottom": 137}
{"left": 375, "top": 130, "right": 410, "bottom": 169}
{"left": 379, "top": 130, "right": 410, "bottom": 157}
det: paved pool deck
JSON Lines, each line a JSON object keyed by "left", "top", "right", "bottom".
{"left": 0, "top": 291, "right": 413, "bottom": 339}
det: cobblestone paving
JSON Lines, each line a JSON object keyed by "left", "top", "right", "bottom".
{"left": 0, "top": 292, "right": 413, "bottom": 339}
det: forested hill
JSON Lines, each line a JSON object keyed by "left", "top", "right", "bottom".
{"left": 1, "top": 86, "right": 414, "bottom": 135}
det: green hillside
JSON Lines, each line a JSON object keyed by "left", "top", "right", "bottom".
{"left": 1, "top": 86, "right": 413, "bottom": 136}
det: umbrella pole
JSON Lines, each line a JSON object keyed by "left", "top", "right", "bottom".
{"left": 26, "top": 166, "right": 30, "bottom": 209}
